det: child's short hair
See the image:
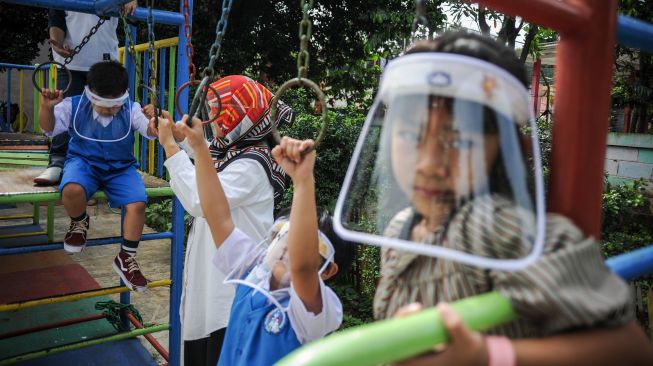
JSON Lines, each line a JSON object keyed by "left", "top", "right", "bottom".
{"left": 87, "top": 61, "right": 129, "bottom": 98}
{"left": 275, "top": 207, "right": 356, "bottom": 279}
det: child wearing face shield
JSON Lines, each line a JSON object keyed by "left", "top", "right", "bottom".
{"left": 38, "top": 60, "right": 158, "bottom": 292}
{"left": 157, "top": 112, "right": 354, "bottom": 365}
{"left": 334, "top": 31, "right": 653, "bottom": 365}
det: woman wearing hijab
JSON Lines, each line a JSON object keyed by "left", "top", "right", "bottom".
{"left": 156, "top": 75, "right": 293, "bottom": 366}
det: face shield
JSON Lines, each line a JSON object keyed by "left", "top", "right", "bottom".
{"left": 224, "top": 218, "right": 335, "bottom": 315}
{"left": 334, "top": 53, "right": 546, "bottom": 271}
{"left": 73, "top": 87, "right": 132, "bottom": 142}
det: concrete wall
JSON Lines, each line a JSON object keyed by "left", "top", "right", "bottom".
{"left": 605, "top": 133, "right": 653, "bottom": 186}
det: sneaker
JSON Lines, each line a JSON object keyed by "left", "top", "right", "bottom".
{"left": 33, "top": 166, "right": 62, "bottom": 186}
{"left": 113, "top": 252, "right": 148, "bottom": 292}
{"left": 63, "top": 216, "right": 89, "bottom": 253}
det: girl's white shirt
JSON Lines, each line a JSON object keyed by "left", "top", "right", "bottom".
{"left": 164, "top": 144, "right": 274, "bottom": 341}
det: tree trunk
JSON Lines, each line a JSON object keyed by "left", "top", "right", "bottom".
{"left": 520, "top": 25, "right": 539, "bottom": 63}
{"left": 477, "top": 6, "right": 491, "bottom": 35}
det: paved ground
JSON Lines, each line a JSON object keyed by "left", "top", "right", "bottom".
{"left": 0, "top": 200, "right": 175, "bottom": 364}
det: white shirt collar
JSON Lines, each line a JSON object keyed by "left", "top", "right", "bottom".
{"left": 92, "top": 109, "right": 115, "bottom": 127}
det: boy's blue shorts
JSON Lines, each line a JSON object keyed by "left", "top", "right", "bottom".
{"left": 59, "top": 157, "right": 147, "bottom": 208}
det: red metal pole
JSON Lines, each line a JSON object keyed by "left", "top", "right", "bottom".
{"left": 0, "top": 314, "right": 106, "bottom": 340}
{"left": 478, "top": 0, "right": 590, "bottom": 34}
{"left": 126, "top": 312, "right": 170, "bottom": 362}
{"left": 548, "top": 0, "right": 618, "bottom": 237}
{"left": 532, "top": 58, "right": 542, "bottom": 117}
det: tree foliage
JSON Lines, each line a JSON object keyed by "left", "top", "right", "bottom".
{"left": 0, "top": 4, "right": 48, "bottom": 69}
{"left": 612, "top": 0, "right": 653, "bottom": 133}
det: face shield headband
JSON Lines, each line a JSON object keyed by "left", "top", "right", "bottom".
{"left": 84, "top": 86, "right": 130, "bottom": 108}
{"left": 333, "top": 53, "right": 547, "bottom": 271}
{"left": 379, "top": 53, "right": 531, "bottom": 124}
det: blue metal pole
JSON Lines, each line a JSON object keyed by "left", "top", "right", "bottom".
{"left": 617, "top": 15, "right": 653, "bottom": 53}
{"left": 175, "top": 0, "right": 191, "bottom": 120}
{"left": 158, "top": 48, "right": 167, "bottom": 177}
{"left": 5, "top": 69, "right": 11, "bottom": 132}
{"left": 169, "top": 197, "right": 185, "bottom": 366}
{"left": 0, "top": 232, "right": 174, "bottom": 256}
{"left": 119, "top": 207, "right": 130, "bottom": 331}
{"left": 3, "top": 0, "right": 184, "bottom": 26}
{"left": 606, "top": 244, "right": 653, "bottom": 281}
{"left": 141, "top": 51, "right": 150, "bottom": 171}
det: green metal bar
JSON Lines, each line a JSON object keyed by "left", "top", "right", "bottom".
{"left": 0, "top": 159, "right": 49, "bottom": 166}
{"left": 33, "top": 202, "right": 40, "bottom": 225}
{"left": 33, "top": 70, "right": 41, "bottom": 134}
{"left": 0, "top": 152, "right": 49, "bottom": 159}
{"left": 134, "top": 131, "right": 141, "bottom": 165}
{"left": 47, "top": 201, "right": 54, "bottom": 242}
{"left": 0, "top": 323, "right": 170, "bottom": 365}
{"left": 0, "top": 187, "right": 174, "bottom": 205}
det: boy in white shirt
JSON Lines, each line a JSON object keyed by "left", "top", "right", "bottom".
{"left": 39, "top": 60, "right": 156, "bottom": 291}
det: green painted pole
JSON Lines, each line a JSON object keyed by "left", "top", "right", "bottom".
{"left": 32, "top": 201, "right": 40, "bottom": 225}
{"left": 276, "top": 292, "right": 516, "bottom": 366}
{"left": 47, "top": 201, "right": 54, "bottom": 242}
{"left": 0, "top": 324, "right": 170, "bottom": 365}
{"left": 0, "top": 187, "right": 174, "bottom": 205}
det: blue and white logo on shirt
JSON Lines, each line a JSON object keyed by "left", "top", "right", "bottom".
{"left": 264, "top": 308, "right": 287, "bottom": 334}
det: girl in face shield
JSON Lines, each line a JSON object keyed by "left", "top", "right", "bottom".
{"left": 336, "top": 31, "right": 653, "bottom": 365}
{"left": 160, "top": 110, "right": 354, "bottom": 365}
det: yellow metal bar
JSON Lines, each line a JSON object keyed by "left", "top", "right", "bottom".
{"left": 0, "top": 214, "right": 33, "bottom": 220}
{"left": 49, "top": 64, "right": 56, "bottom": 89}
{"left": 118, "top": 37, "right": 179, "bottom": 54}
{"left": 0, "top": 215, "right": 33, "bottom": 219}
{"left": 0, "top": 279, "right": 172, "bottom": 312}
{"left": 148, "top": 139, "right": 155, "bottom": 175}
{"left": 0, "top": 231, "right": 47, "bottom": 239}
{"left": 19, "top": 70, "right": 25, "bottom": 132}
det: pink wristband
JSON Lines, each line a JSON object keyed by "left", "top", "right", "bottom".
{"left": 485, "top": 336, "right": 516, "bottom": 366}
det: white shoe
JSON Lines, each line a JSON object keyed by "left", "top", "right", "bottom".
{"left": 33, "top": 167, "right": 62, "bottom": 186}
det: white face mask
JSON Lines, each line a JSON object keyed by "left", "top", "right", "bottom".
{"left": 223, "top": 219, "right": 335, "bottom": 312}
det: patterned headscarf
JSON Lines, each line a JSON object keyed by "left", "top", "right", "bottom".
{"left": 207, "top": 75, "right": 294, "bottom": 204}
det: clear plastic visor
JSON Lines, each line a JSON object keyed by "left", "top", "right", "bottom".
{"left": 72, "top": 92, "right": 132, "bottom": 143}
{"left": 335, "top": 92, "right": 545, "bottom": 271}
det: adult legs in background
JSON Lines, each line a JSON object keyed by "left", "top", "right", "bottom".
{"left": 184, "top": 328, "right": 227, "bottom": 366}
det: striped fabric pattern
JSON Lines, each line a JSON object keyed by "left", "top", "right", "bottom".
{"left": 374, "top": 195, "right": 633, "bottom": 338}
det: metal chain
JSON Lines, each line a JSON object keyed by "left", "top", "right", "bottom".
{"left": 411, "top": 0, "right": 430, "bottom": 41}
{"left": 181, "top": 0, "right": 196, "bottom": 80}
{"left": 202, "top": 0, "right": 233, "bottom": 81}
{"left": 120, "top": 12, "right": 143, "bottom": 83}
{"left": 63, "top": 17, "right": 106, "bottom": 65}
{"left": 188, "top": 0, "right": 234, "bottom": 119}
{"left": 297, "top": 0, "right": 313, "bottom": 79}
{"left": 147, "top": 0, "right": 157, "bottom": 91}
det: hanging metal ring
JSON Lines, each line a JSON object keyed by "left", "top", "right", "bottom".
{"left": 269, "top": 77, "right": 328, "bottom": 154}
{"left": 174, "top": 79, "right": 221, "bottom": 126}
{"left": 32, "top": 61, "right": 72, "bottom": 94}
